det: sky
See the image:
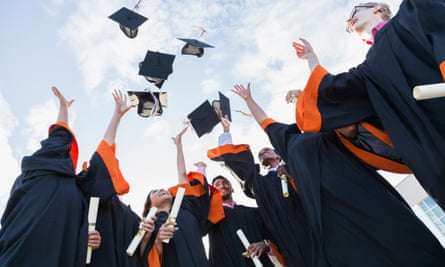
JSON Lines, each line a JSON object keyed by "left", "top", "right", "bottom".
{"left": 0, "top": 0, "right": 406, "bottom": 218}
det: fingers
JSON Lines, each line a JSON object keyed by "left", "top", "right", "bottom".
{"left": 157, "top": 222, "right": 178, "bottom": 240}
{"left": 88, "top": 230, "right": 102, "bottom": 249}
{"left": 285, "top": 89, "right": 301, "bottom": 103}
{"left": 141, "top": 215, "right": 157, "bottom": 233}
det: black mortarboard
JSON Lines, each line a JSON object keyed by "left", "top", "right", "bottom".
{"left": 109, "top": 7, "right": 148, "bottom": 39}
{"left": 177, "top": 38, "right": 215, "bottom": 57}
{"left": 212, "top": 91, "right": 232, "bottom": 122}
{"left": 138, "top": 51, "right": 175, "bottom": 89}
{"left": 187, "top": 100, "right": 220, "bottom": 137}
{"left": 127, "top": 91, "right": 168, "bottom": 118}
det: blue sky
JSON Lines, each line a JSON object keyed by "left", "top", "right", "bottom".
{"left": 0, "top": 0, "right": 404, "bottom": 216}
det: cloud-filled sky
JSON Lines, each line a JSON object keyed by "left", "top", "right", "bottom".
{"left": 0, "top": 0, "right": 405, "bottom": 217}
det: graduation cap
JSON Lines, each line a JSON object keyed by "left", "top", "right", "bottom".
{"left": 211, "top": 91, "right": 232, "bottom": 122}
{"left": 139, "top": 51, "right": 175, "bottom": 89}
{"left": 187, "top": 100, "right": 220, "bottom": 137}
{"left": 177, "top": 38, "right": 215, "bottom": 58}
{"left": 109, "top": 7, "right": 148, "bottom": 39}
{"left": 127, "top": 91, "right": 168, "bottom": 118}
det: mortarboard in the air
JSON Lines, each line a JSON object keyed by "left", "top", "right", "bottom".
{"left": 177, "top": 38, "right": 215, "bottom": 58}
{"left": 187, "top": 100, "right": 220, "bottom": 137}
{"left": 109, "top": 7, "right": 148, "bottom": 39}
{"left": 138, "top": 51, "right": 176, "bottom": 89}
{"left": 212, "top": 91, "right": 232, "bottom": 122}
{"left": 127, "top": 91, "right": 168, "bottom": 118}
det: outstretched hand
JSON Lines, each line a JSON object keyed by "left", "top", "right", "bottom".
{"left": 285, "top": 89, "right": 302, "bottom": 104}
{"left": 112, "top": 90, "right": 134, "bottom": 117}
{"left": 171, "top": 123, "right": 189, "bottom": 146}
{"left": 292, "top": 38, "right": 315, "bottom": 60}
{"left": 232, "top": 82, "right": 252, "bottom": 101}
{"left": 52, "top": 86, "right": 74, "bottom": 108}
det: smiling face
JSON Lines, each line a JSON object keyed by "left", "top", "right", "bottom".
{"left": 150, "top": 189, "right": 173, "bottom": 206}
{"left": 212, "top": 177, "right": 233, "bottom": 201}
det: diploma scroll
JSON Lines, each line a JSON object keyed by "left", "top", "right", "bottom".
{"left": 126, "top": 207, "right": 158, "bottom": 256}
{"left": 236, "top": 229, "right": 263, "bottom": 267}
{"left": 86, "top": 197, "right": 100, "bottom": 264}
{"left": 413, "top": 82, "right": 445, "bottom": 100}
{"left": 162, "top": 187, "right": 185, "bottom": 244}
{"left": 279, "top": 175, "right": 289, "bottom": 198}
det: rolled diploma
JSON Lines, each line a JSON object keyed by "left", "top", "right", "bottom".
{"left": 236, "top": 229, "right": 263, "bottom": 267}
{"left": 280, "top": 175, "right": 289, "bottom": 198}
{"left": 413, "top": 82, "right": 445, "bottom": 100}
{"left": 162, "top": 187, "right": 185, "bottom": 243}
{"left": 86, "top": 197, "right": 100, "bottom": 264}
{"left": 126, "top": 207, "right": 158, "bottom": 256}
{"left": 268, "top": 255, "right": 284, "bottom": 267}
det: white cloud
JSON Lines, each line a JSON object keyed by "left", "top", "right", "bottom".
{"left": 23, "top": 99, "right": 59, "bottom": 152}
{"left": 0, "top": 91, "right": 20, "bottom": 216}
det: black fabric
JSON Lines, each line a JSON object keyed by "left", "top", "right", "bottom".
{"left": 143, "top": 176, "right": 211, "bottom": 267}
{"left": 266, "top": 121, "right": 445, "bottom": 267}
{"left": 208, "top": 205, "right": 273, "bottom": 267}
{"left": 0, "top": 126, "right": 88, "bottom": 267}
{"left": 76, "top": 149, "right": 143, "bottom": 267}
{"left": 209, "top": 142, "right": 312, "bottom": 267}
{"left": 307, "top": 0, "right": 445, "bottom": 209}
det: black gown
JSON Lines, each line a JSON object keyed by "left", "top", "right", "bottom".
{"left": 208, "top": 143, "right": 312, "bottom": 267}
{"left": 144, "top": 172, "right": 224, "bottom": 267}
{"left": 77, "top": 140, "right": 143, "bottom": 267}
{"left": 264, "top": 119, "right": 445, "bottom": 267}
{"left": 296, "top": 0, "right": 445, "bottom": 209}
{"left": 0, "top": 123, "right": 88, "bottom": 267}
{"left": 208, "top": 204, "right": 274, "bottom": 267}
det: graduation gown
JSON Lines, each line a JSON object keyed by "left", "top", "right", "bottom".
{"left": 208, "top": 204, "right": 274, "bottom": 267}
{"left": 145, "top": 172, "right": 224, "bottom": 267}
{"left": 296, "top": 0, "right": 445, "bottom": 209}
{"left": 0, "top": 123, "right": 88, "bottom": 267}
{"left": 208, "top": 143, "right": 312, "bottom": 267}
{"left": 263, "top": 118, "right": 445, "bottom": 267}
{"left": 77, "top": 141, "right": 142, "bottom": 267}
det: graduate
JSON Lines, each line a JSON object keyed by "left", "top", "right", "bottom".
{"left": 207, "top": 117, "right": 274, "bottom": 267}
{"left": 231, "top": 82, "right": 445, "bottom": 267}
{"left": 294, "top": 0, "right": 445, "bottom": 209}
{"left": 208, "top": 119, "right": 312, "bottom": 266}
{"left": 0, "top": 87, "right": 100, "bottom": 266}
{"left": 141, "top": 125, "right": 224, "bottom": 267}
{"left": 76, "top": 90, "right": 152, "bottom": 267}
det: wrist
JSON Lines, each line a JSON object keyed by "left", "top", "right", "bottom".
{"left": 263, "top": 239, "right": 271, "bottom": 252}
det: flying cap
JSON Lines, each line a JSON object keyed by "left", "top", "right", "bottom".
{"left": 127, "top": 91, "right": 168, "bottom": 118}
{"left": 177, "top": 38, "right": 215, "bottom": 57}
{"left": 187, "top": 100, "right": 220, "bottom": 137}
{"left": 109, "top": 7, "right": 148, "bottom": 38}
{"left": 212, "top": 91, "right": 232, "bottom": 122}
{"left": 138, "top": 51, "right": 175, "bottom": 89}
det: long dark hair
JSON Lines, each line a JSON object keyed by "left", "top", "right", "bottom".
{"left": 142, "top": 190, "right": 154, "bottom": 217}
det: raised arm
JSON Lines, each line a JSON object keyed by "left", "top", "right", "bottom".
{"left": 232, "top": 82, "right": 267, "bottom": 125}
{"left": 171, "top": 125, "right": 189, "bottom": 184}
{"left": 292, "top": 38, "right": 319, "bottom": 72}
{"left": 103, "top": 90, "right": 134, "bottom": 146}
{"left": 52, "top": 86, "right": 74, "bottom": 124}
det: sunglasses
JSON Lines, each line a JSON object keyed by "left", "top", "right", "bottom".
{"left": 346, "top": 4, "right": 376, "bottom": 32}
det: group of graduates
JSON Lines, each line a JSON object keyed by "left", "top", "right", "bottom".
{"left": 1, "top": 0, "right": 445, "bottom": 266}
